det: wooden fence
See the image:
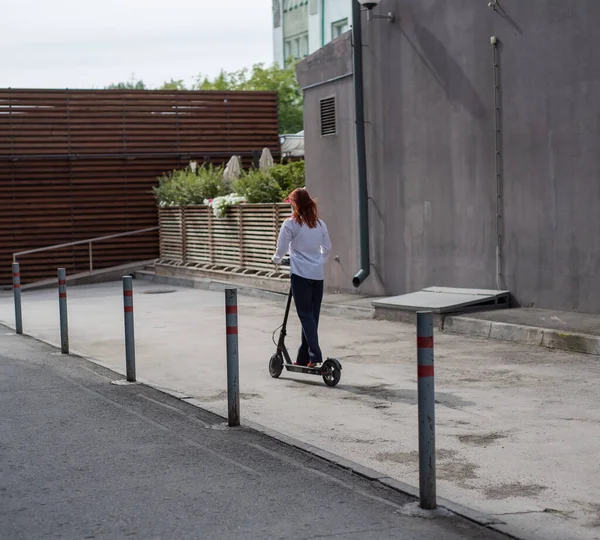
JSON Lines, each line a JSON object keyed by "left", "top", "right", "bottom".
{"left": 158, "top": 204, "right": 291, "bottom": 274}
{"left": 0, "top": 89, "right": 280, "bottom": 285}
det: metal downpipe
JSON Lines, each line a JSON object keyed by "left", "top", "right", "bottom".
{"left": 351, "top": 0, "right": 370, "bottom": 288}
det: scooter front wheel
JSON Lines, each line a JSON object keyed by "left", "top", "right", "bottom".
{"left": 269, "top": 353, "right": 284, "bottom": 378}
{"left": 322, "top": 359, "right": 342, "bottom": 387}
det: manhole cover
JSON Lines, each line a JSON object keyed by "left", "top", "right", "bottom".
{"left": 142, "top": 289, "right": 176, "bottom": 295}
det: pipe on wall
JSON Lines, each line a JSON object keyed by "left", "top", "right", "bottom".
{"left": 321, "top": 0, "right": 326, "bottom": 47}
{"left": 351, "top": 0, "right": 370, "bottom": 288}
{"left": 491, "top": 36, "right": 503, "bottom": 290}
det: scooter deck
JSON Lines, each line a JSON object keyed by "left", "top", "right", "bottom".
{"left": 283, "top": 363, "right": 324, "bottom": 375}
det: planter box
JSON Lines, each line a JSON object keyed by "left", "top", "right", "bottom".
{"left": 158, "top": 203, "right": 292, "bottom": 276}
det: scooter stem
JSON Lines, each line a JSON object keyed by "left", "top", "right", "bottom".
{"left": 281, "top": 288, "right": 293, "bottom": 330}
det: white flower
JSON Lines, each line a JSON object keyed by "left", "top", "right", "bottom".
{"left": 205, "top": 194, "right": 246, "bottom": 218}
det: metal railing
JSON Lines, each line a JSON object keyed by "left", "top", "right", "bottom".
{"left": 13, "top": 227, "right": 159, "bottom": 275}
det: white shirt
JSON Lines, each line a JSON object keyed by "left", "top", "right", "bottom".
{"left": 272, "top": 218, "right": 332, "bottom": 280}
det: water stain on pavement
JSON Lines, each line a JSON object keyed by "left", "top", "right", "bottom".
{"left": 438, "top": 459, "right": 479, "bottom": 488}
{"left": 376, "top": 448, "right": 458, "bottom": 465}
{"left": 457, "top": 432, "right": 507, "bottom": 446}
{"left": 339, "top": 383, "right": 475, "bottom": 408}
{"left": 483, "top": 482, "right": 547, "bottom": 500}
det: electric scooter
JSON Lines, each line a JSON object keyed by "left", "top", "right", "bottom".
{"left": 268, "top": 260, "right": 342, "bottom": 387}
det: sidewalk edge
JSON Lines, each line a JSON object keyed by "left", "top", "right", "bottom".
{"left": 444, "top": 316, "right": 600, "bottom": 356}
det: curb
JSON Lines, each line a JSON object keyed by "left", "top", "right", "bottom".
{"left": 1, "top": 322, "right": 514, "bottom": 538}
{"left": 136, "top": 271, "right": 374, "bottom": 319}
{"left": 21, "top": 260, "right": 155, "bottom": 292}
{"left": 443, "top": 316, "right": 600, "bottom": 357}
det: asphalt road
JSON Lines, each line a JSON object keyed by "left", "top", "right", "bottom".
{"left": 0, "top": 329, "right": 510, "bottom": 540}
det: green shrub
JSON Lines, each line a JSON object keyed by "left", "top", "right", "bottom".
{"left": 234, "top": 169, "right": 283, "bottom": 204}
{"left": 153, "top": 171, "right": 187, "bottom": 206}
{"left": 154, "top": 160, "right": 305, "bottom": 206}
{"left": 154, "top": 163, "right": 232, "bottom": 206}
{"left": 269, "top": 160, "right": 305, "bottom": 198}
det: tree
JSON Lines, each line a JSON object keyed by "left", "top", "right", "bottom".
{"left": 106, "top": 75, "right": 146, "bottom": 90}
{"left": 195, "top": 63, "right": 303, "bottom": 134}
{"left": 160, "top": 79, "right": 187, "bottom": 90}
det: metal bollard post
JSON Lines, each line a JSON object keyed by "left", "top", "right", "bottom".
{"left": 57, "top": 268, "right": 69, "bottom": 354}
{"left": 122, "top": 276, "right": 136, "bottom": 382}
{"left": 12, "top": 262, "right": 23, "bottom": 335}
{"left": 225, "top": 288, "right": 240, "bottom": 427}
{"left": 417, "top": 311, "right": 436, "bottom": 509}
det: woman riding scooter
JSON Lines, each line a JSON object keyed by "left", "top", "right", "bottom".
{"left": 272, "top": 188, "right": 331, "bottom": 368}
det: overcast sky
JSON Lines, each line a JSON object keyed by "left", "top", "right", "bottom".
{"left": 1, "top": 0, "right": 273, "bottom": 89}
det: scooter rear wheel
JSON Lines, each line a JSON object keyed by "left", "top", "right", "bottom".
{"left": 269, "top": 353, "right": 284, "bottom": 378}
{"left": 322, "top": 359, "right": 341, "bottom": 387}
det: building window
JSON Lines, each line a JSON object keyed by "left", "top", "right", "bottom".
{"left": 284, "top": 40, "right": 292, "bottom": 61}
{"left": 320, "top": 96, "right": 336, "bottom": 137}
{"left": 294, "top": 37, "right": 301, "bottom": 58}
{"left": 332, "top": 18, "right": 349, "bottom": 39}
{"left": 302, "top": 34, "right": 309, "bottom": 57}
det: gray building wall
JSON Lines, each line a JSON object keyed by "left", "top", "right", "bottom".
{"left": 296, "top": 35, "right": 362, "bottom": 292}
{"left": 298, "top": 0, "right": 600, "bottom": 313}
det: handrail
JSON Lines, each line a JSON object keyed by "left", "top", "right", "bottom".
{"left": 13, "top": 226, "right": 159, "bottom": 274}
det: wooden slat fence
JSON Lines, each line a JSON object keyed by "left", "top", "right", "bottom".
{"left": 0, "top": 89, "right": 280, "bottom": 285}
{"left": 158, "top": 204, "right": 292, "bottom": 273}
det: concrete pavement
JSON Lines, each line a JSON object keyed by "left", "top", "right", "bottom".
{"left": 1, "top": 280, "right": 599, "bottom": 540}
{"left": 0, "top": 331, "right": 508, "bottom": 540}
{"left": 143, "top": 269, "right": 600, "bottom": 357}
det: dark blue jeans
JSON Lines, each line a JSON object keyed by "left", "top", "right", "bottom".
{"left": 291, "top": 273, "right": 324, "bottom": 366}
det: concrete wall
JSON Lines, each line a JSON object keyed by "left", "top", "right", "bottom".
{"left": 298, "top": 0, "right": 600, "bottom": 313}
{"left": 296, "top": 35, "right": 362, "bottom": 292}
{"left": 308, "top": 0, "right": 322, "bottom": 53}
{"left": 273, "top": 27, "right": 284, "bottom": 67}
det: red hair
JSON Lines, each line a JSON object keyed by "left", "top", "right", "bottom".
{"left": 289, "top": 188, "right": 318, "bottom": 228}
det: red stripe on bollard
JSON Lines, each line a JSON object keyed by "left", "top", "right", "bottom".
{"left": 59, "top": 293, "right": 67, "bottom": 299}
{"left": 418, "top": 365, "right": 434, "bottom": 378}
{"left": 417, "top": 336, "right": 433, "bottom": 348}
{"left": 225, "top": 305, "right": 238, "bottom": 315}
{"left": 226, "top": 326, "right": 238, "bottom": 335}
{"left": 124, "top": 290, "right": 133, "bottom": 297}
{"left": 13, "top": 273, "right": 20, "bottom": 277}
{"left": 124, "top": 306, "right": 133, "bottom": 313}
{"left": 58, "top": 280, "right": 66, "bottom": 285}
{"left": 13, "top": 284, "right": 20, "bottom": 289}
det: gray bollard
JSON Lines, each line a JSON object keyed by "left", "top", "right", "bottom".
{"left": 123, "top": 276, "right": 136, "bottom": 382}
{"left": 12, "top": 263, "right": 22, "bottom": 335}
{"left": 57, "top": 268, "right": 69, "bottom": 354}
{"left": 417, "top": 311, "right": 436, "bottom": 509}
{"left": 225, "top": 288, "right": 240, "bottom": 427}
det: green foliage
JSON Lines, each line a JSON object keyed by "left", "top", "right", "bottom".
{"left": 233, "top": 169, "right": 283, "bottom": 204}
{"left": 268, "top": 160, "right": 305, "bottom": 198}
{"left": 193, "top": 163, "right": 233, "bottom": 200}
{"left": 154, "top": 160, "right": 305, "bottom": 207}
{"left": 196, "top": 63, "right": 303, "bottom": 134}
{"left": 153, "top": 164, "right": 232, "bottom": 206}
{"left": 232, "top": 160, "right": 305, "bottom": 203}
{"left": 160, "top": 79, "right": 187, "bottom": 90}
{"left": 106, "top": 76, "right": 146, "bottom": 90}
